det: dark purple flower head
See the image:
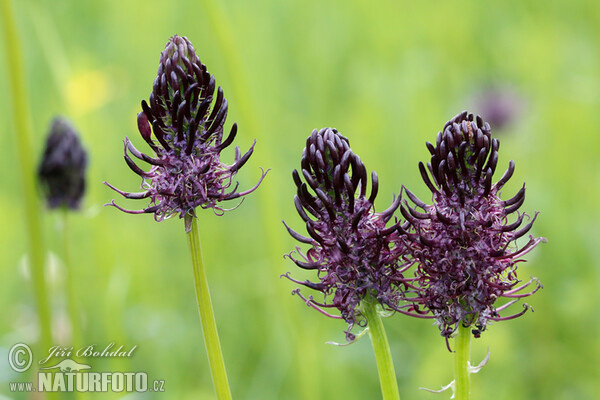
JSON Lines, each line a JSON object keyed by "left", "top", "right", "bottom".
{"left": 283, "top": 128, "right": 408, "bottom": 341}
{"left": 400, "top": 111, "right": 545, "bottom": 344}
{"left": 38, "top": 117, "right": 87, "bottom": 210}
{"left": 105, "top": 35, "right": 266, "bottom": 228}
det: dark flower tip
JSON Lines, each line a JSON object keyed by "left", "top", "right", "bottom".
{"left": 400, "top": 111, "right": 545, "bottom": 344}
{"left": 105, "top": 35, "right": 267, "bottom": 227}
{"left": 284, "top": 127, "right": 409, "bottom": 341}
{"left": 38, "top": 117, "right": 87, "bottom": 210}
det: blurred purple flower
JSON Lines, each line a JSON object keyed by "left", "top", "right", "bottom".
{"left": 38, "top": 117, "right": 87, "bottom": 210}
{"left": 473, "top": 86, "right": 525, "bottom": 131}
{"left": 283, "top": 128, "right": 409, "bottom": 341}
{"left": 105, "top": 35, "right": 266, "bottom": 228}
{"left": 399, "top": 111, "right": 545, "bottom": 345}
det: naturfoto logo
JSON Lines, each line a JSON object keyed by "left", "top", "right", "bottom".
{"left": 7, "top": 343, "right": 164, "bottom": 394}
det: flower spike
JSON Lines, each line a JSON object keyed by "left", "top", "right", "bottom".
{"left": 105, "top": 35, "right": 267, "bottom": 228}
{"left": 400, "top": 111, "right": 545, "bottom": 342}
{"left": 284, "top": 128, "right": 407, "bottom": 341}
{"left": 38, "top": 117, "right": 87, "bottom": 210}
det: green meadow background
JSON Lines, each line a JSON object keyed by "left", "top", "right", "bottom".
{"left": 1, "top": 0, "right": 599, "bottom": 398}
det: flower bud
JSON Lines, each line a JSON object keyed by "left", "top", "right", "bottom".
{"left": 38, "top": 117, "right": 87, "bottom": 210}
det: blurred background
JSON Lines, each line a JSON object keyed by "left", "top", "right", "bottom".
{"left": 1, "top": 0, "right": 598, "bottom": 399}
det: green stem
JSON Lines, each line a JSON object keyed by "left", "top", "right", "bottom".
{"left": 454, "top": 324, "right": 471, "bottom": 400}
{"left": 61, "top": 210, "right": 82, "bottom": 349}
{"left": 362, "top": 300, "right": 401, "bottom": 400}
{"left": 186, "top": 216, "right": 232, "bottom": 400}
{"left": 1, "top": 0, "right": 52, "bottom": 353}
{"left": 61, "top": 211, "right": 88, "bottom": 400}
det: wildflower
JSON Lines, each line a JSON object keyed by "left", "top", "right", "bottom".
{"left": 473, "top": 85, "right": 524, "bottom": 131}
{"left": 38, "top": 117, "right": 87, "bottom": 210}
{"left": 105, "top": 35, "right": 266, "bottom": 229}
{"left": 283, "top": 127, "right": 408, "bottom": 341}
{"left": 400, "top": 111, "right": 545, "bottom": 344}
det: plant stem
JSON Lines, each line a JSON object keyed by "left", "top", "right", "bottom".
{"left": 1, "top": 0, "right": 52, "bottom": 353}
{"left": 61, "top": 210, "right": 82, "bottom": 349}
{"left": 363, "top": 299, "right": 401, "bottom": 400}
{"left": 454, "top": 324, "right": 471, "bottom": 400}
{"left": 186, "top": 216, "right": 232, "bottom": 400}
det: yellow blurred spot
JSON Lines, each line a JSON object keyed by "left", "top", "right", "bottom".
{"left": 66, "top": 69, "right": 112, "bottom": 115}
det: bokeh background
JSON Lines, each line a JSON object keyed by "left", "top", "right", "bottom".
{"left": 1, "top": 0, "right": 599, "bottom": 399}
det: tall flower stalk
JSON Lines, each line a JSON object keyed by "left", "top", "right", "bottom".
{"left": 362, "top": 299, "right": 401, "bottom": 400}
{"left": 186, "top": 216, "right": 230, "bottom": 399}
{"left": 284, "top": 128, "right": 406, "bottom": 399}
{"left": 453, "top": 324, "right": 471, "bottom": 399}
{"left": 38, "top": 117, "right": 88, "bottom": 350}
{"left": 1, "top": 0, "right": 52, "bottom": 354}
{"left": 399, "top": 111, "right": 545, "bottom": 399}
{"left": 106, "top": 35, "right": 267, "bottom": 399}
